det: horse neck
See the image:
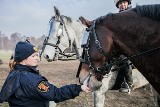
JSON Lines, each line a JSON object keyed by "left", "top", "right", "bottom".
{"left": 64, "top": 17, "right": 86, "bottom": 41}
{"left": 62, "top": 17, "right": 86, "bottom": 58}
{"left": 101, "top": 12, "right": 160, "bottom": 94}
{"left": 101, "top": 11, "right": 159, "bottom": 55}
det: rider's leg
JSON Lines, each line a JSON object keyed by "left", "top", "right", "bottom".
{"left": 124, "top": 61, "right": 133, "bottom": 88}
{"left": 118, "top": 55, "right": 133, "bottom": 94}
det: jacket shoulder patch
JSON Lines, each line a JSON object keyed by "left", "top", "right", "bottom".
{"left": 37, "top": 81, "right": 49, "bottom": 92}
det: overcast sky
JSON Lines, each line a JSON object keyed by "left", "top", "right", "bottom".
{"left": 0, "top": 0, "right": 160, "bottom": 37}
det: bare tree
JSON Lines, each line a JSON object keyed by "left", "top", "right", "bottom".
{"left": 10, "top": 32, "right": 22, "bottom": 49}
{"left": 0, "top": 33, "right": 5, "bottom": 49}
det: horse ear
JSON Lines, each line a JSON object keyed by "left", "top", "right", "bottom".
{"left": 79, "top": 16, "right": 92, "bottom": 27}
{"left": 54, "top": 6, "right": 60, "bottom": 18}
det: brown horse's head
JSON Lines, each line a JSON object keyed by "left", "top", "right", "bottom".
{"left": 78, "top": 16, "right": 116, "bottom": 90}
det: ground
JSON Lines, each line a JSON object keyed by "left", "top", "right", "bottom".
{"left": 0, "top": 59, "right": 156, "bottom": 107}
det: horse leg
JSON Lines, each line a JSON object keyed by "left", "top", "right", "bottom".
{"left": 150, "top": 85, "right": 160, "bottom": 107}
{"left": 158, "top": 95, "right": 160, "bottom": 107}
{"left": 92, "top": 73, "right": 112, "bottom": 107}
{"left": 92, "top": 89, "right": 105, "bottom": 107}
{"left": 55, "top": 50, "right": 59, "bottom": 61}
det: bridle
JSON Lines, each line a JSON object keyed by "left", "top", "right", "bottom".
{"left": 80, "top": 18, "right": 160, "bottom": 76}
{"left": 40, "top": 15, "right": 76, "bottom": 60}
{"left": 80, "top": 20, "right": 115, "bottom": 76}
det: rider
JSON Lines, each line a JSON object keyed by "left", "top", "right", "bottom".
{"left": 115, "top": 0, "right": 133, "bottom": 94}
{"left": 115, "top": 0, "right": 132, "bottom": 12}
{"left": 25, "top": 37, "right": 31, "bottom": 43}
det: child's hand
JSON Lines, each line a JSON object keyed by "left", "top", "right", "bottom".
{"left": 81, "top": 84, "right": 91, "bottom": 93}
{"left": 81, "top": 75, "right": 92, "bottom": 93}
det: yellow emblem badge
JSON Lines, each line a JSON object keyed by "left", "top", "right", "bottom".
{"left": 37, "top": 81, "right": 49, "bottom": 92}
{"left": 33, "top": 47, "right": 38, "bottom": 52}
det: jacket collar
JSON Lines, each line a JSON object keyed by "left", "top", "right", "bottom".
{"left": 14, "top": 64, "right": 39, "bottom": 74}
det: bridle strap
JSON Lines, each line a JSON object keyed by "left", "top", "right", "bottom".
{"left": 43, "top": 42, "right": 76, "bottom": 57}
{"left": 92, "top": 21, "right": 114, "bottom": 60}
{"left": 40, "top": 16, "right": 76, "bottom": 59}
{"left": 81, "top": 20, "right": 114, "bottom": 74}
{"left": 39, "top": 36, "right": 60, "bottom": 60}
{"left": 60, "top": 16, "right": 72, "bottom": 47}
{"left": 106, "top": 46, "right": 160, "bottom": 69}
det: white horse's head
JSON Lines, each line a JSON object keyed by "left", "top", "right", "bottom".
{"left": 42, "top": 6, "right": 86, "bottom": 62}
{"left": 42, "top": 6, "right": 72, "bottom": 61}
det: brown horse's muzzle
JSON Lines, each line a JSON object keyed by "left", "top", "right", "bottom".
{"left": 88, "top": 76, "right": 102, "bottom": 91}
{"left": 80, "top": 74, "right": 102, "bottom": 91}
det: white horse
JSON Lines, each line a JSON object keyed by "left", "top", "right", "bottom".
{"left": 92, "top": 68, "right": 149, "bottom": 107}
{"left": 42, "top": 6, "right": 86, "bottom": 61}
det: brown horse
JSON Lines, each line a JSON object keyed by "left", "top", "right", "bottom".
{"left": 78, "top": 4, "right": 160, "bottom": 97}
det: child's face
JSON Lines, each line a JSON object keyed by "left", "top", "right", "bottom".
{"left": 24, "top": 52, "right": 39, "bottom": 66}
{"left": 118, "top": 1, "right": 129, "bottom": 11}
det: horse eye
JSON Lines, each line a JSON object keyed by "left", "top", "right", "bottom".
{"left": 60, "top": 23, "right": 63, "bottom": 25}
{"left": 57, "top": 36, "right": 60, "bottom": 39}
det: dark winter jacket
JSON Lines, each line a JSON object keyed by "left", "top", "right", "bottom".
{"left": 0, "top": 64, "right": 82, "bottom": 107}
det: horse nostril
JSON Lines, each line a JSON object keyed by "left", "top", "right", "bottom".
{"left": 46, "top": 55, "right": 49, "bottom": 59}
{"left": 44, "top": 54, "right": 49, "bottom": 59}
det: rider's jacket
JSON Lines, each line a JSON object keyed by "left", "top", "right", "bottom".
{"left": 0, "top": 64, "right": 82, "bottom": 107}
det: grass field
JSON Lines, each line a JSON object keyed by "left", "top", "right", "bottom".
{"left": 0, "top": 50, "right": 13, "bottom": 63}
{"left": 0, "top": 51, "right": 156, "bottom": 107}
{"left": 0, "top": 50, "right": 11, "bottom": 106}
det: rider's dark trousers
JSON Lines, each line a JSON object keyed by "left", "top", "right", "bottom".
{"left": 119, "top": 55, "right": 133, "bottom": 87}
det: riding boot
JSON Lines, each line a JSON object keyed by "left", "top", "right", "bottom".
{"left": 119, "top": 64, "right": 133, "bottom": 94}
{"left": 119, "top": 80, "right": 131, "bottom": 94}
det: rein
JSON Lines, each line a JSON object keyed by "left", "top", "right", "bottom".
{"left": 106, "top": 46, "right": 160, "bottom": 69}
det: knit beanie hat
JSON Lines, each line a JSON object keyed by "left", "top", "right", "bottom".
{"left": 14, "top": 41, "right": 38, "bottom": 62}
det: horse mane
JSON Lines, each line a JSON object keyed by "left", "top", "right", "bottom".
{"left": 96, "top": 4, "right": 160, "bottom": 25}
{"left": 134, "top": 4, "right": 160, "bottom": 20}
{"left": 62, "top": 15, "right": 72, "bottom": 23}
